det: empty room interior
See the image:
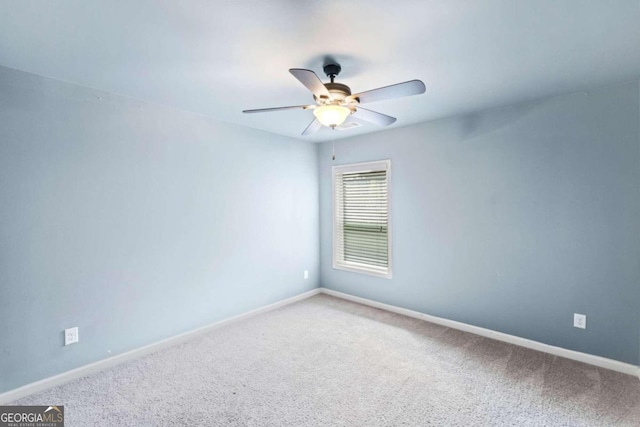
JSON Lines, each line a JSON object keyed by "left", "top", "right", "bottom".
{"left": 1, "top": 1, "right": 640, "bottom": 426}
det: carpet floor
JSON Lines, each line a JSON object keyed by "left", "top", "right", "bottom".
{"left": 13, "top": 294, "right": 640, "bottom": 426}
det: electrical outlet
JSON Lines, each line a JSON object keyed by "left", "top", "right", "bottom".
{"left": 573, "top": 313, "right": 586, "bottom": 329}
{"left": 304, "top": 270, "right": 309, "bottom": 280}
{"left": 65, "top": 327, "right": 79, "bottom": 345}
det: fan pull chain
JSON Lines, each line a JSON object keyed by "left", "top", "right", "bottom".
{"left": 332, "top": 137, "right": 336, "bottom": 161}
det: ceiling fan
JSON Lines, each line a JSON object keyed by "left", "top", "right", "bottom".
{"left": 243, "top": 63, "right": 426, "bottom": 136}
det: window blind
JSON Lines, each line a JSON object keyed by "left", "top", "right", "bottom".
{"left": 333, "top": 161, "right": 391, "bottom": 277}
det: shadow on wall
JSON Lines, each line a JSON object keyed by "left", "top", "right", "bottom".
{"left": 458, "top": 103, "right": 535, "bottom": 142}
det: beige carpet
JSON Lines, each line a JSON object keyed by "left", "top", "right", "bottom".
{"left": 13, "top": 294, "right": 640, "bottom": 426}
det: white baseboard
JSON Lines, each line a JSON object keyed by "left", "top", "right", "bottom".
{"left": 320, "top": 288, "right": 640, "bottom": 379}
{"left": 0, "top": 288, "right": 321, "bottom": 404}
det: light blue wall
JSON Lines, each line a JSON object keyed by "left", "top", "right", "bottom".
{"left": 319, "top": 81, "right": 640, "bottom": 365}
{"left": 1, "top": 65, "right": 638, "bottom": 395}
{"left": 0, "top": 66, "right": 319, "bottom": 393}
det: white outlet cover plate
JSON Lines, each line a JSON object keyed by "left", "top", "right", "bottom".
{"left": 573, "top": 313, "right": 586, "bottom": 329}
{"left": 304, "top": 270, "right": 309, "bottom": 279}
{"left": 65, "top": 327, "right": 79, "bottom": 345}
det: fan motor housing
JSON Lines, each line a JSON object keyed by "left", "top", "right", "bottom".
{"left": 317, "top": 82, "right": 352, "bottom": 102}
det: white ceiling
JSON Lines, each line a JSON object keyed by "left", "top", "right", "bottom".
{"left": 1, "top": 1, "right": 639, "bottom": 142}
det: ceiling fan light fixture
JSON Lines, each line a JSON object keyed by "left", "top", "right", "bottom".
{"left": 313, "top": 105, "right": 351, "bottom": 128}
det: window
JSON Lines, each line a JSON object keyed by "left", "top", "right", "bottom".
{"left": 332, "top": 160, "right": 392, "bottom": 278}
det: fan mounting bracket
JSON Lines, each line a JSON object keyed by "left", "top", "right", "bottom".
{"left": 323, "top": 63, "right": 341, "bottom": 83}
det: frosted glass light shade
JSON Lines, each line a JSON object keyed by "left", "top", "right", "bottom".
{"left": 313, "top": 105, "right": 351, "bottom": 128}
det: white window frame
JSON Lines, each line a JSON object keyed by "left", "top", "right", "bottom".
{"left": 332, "top": 159, "right": 392, "bottom": 279}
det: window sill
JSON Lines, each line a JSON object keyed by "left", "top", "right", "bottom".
{"left": 333, "top": 262, "right": 392, "bottom": 279}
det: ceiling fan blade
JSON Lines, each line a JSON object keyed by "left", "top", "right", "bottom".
{"left": 289, "top": 69, "right": 332, "bottom": 99}
{"left": 301, "top": 118, "right": 322, "bottom": 136}
{"left": 351, "top": 79, "right": 426, "bottom": 104}
{"left": 243, "top": 105, "right": 313, "bottom": 114}
{"left": 353, "top": 107, "right": 397, "bottom": 126}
